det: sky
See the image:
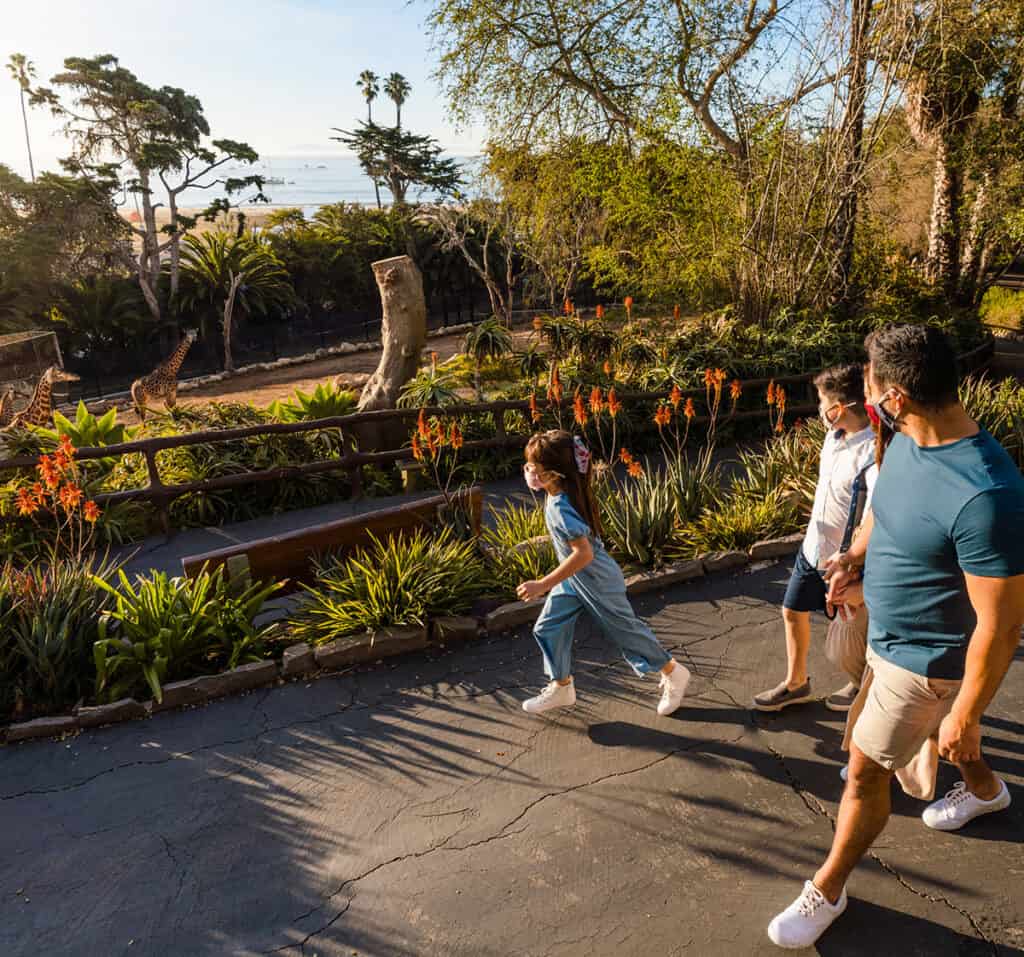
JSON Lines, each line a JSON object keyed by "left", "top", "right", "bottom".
{"left": 0, "top": 0, "right": 487, "bottom": 179}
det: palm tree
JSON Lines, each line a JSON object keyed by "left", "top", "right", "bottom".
{"left": 6, "top": 54, "right": 36, "bottom": 182}
{"left": 356, "top": 70, "right": 379, "bottom": 122}
{"left": 179, "top": 231, "right": 293, "bottom": 373}
{"left": 464, "top": 317, "right": 514, "bottom": 400}
{"left": 356, "top": 69, "right": 382, "bottom": 208}
{"left": 384, "top": 73, "right": 412, "bottom": 128}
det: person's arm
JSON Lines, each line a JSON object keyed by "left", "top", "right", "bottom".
{"left": 517, "top": 537, "right": 593, "bottom": 601}
{"left": 938, "top": 572, "right": 1024, "bottom": 763}
{"left": 824, "top": 508, "right": 874, "bottom": 603}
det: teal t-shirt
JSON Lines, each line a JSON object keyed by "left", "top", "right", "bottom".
{"left": 865, "top": 429, "right": 1024, "bottom": 679}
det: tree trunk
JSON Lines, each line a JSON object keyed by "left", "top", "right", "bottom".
{"left": 19, "top": 89, "right": 34, "bottom": 182}
{"left": 827, "top": 0, "right": 873, "bottom": 316}
{"left": 957, "top": 171, "right": 991, "bottom": 305}
{"left": 222, "top": 273, "right": 243, "bottom": 374}
{"left": 926, "top": 136, "right": 962, "bottom": 295}
{"left": 356, "top": 255, "right": 427, "bottom": 450}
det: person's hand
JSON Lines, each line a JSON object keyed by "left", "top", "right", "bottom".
{"left": 937, "top": 712, "right": 983, "bottom": 764}
{"left": 826, "top": 566, "right": 860, "bottom": 605}
{"left": 517, "top": 580, "right": 546, "bottom": 602}
{"left": 822, "top": 551, "right": 844, "bottom": 580}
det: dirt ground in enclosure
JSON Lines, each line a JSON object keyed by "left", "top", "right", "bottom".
{"left": 113, "top": 327, "right": 539, "bottom": 425}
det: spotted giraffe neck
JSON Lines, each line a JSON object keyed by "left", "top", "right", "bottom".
{"left": 22, "top": 374, "right": 53, "bottom": 426}
{"left": 159, "top": 335, "right": 195, "bottom": 379}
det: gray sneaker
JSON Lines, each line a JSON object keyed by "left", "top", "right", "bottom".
{"left": 753, "top": 679, "right": 813, "bottom": 712}
{"left": 825, "top": 682, "right": 859, "bottom": 713}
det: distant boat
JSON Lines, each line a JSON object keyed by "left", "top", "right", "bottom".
{"left": 316, "top": 164, "right": 328, "bottom": 169}
{"left": 264, "top": 176, "right": 286, "bottom": 185}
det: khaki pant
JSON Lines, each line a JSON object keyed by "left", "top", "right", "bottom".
{"left": 843, "top": 647, "right": 962, "bottom": 801}
{"left": 824, "top": 604, "right": 869, "bottom": 686}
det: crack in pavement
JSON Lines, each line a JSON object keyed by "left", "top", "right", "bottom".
{"left": 269, "top": 729, "right": 748, "bottom": 955}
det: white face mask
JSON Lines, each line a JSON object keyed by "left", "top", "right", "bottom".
{"left": 819, "top": 400, "right": 855, "bottom": 430}
{"left": 524, "top": 463, "right": 546, "bottom": 492}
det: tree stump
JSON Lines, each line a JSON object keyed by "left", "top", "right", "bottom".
{"left": 354, "top": 255, "right": 427, "bottom": 452}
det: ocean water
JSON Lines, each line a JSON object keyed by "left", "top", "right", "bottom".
{"left": 173, "top": 153, "right": 480, "bottom": 212}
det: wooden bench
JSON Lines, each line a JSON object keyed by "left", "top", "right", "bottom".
{"left": 181, "top": 487, "right": 483, "bottom": 592}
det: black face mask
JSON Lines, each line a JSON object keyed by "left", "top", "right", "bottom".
{"left": 865, "top": 390, "right": 901, "bottom": 432}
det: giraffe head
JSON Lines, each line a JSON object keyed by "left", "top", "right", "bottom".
{"left": 44, "top": 366, "right": 81, "bottom": 385}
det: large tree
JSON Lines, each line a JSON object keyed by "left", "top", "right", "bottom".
{"left": 384, "top": 72, "right": 412, "bottom": 128}
{"left": 332, "top": 122, "right": 462, "bottom": 206}
{"left": 7, "top": 54, "right": 36, "bottom": 182}
{"left": 30, "top": 55, "right": 266, "bottom": 325}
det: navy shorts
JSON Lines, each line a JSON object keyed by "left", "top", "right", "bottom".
{"left": 783, "top": 548, "right": 827, "bottom": 613}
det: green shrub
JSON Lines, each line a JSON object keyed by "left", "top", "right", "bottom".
{"left": 664, "top": 447, "right": 722, "bottom": 522}
{"left": 485, "top": 538, "right": 557, "bottom": 599}
{"left": 38, "top": 401, "right": 136, "bottom": 450}
{"left": 980, "top": 287, "right": 1024, "bottom": 330}
{"left": 290, "top": 529, "right": 488, "bottom": 643}
{"left": 960, "top": 376, "right": 1024, "bottom": 469}
{"left": 0, "top": 555, "right": 118, "bottom": 719}
{"left": 482, "top": 502, "right": 547, "bottom": 550}
{"left": 92, "top": 568, "right": 282, "bottom": 703}
{"left": 732, "top": 418, "right": 824, "bottom": 519}
{"left": 674, "top": 487, "right": 801, "bottom": 557}
{"left": 398, "top": 368, "right": 461, "bottom": 408}
{"left": 268, "top": 382, "right": 357, "bottom": 422}
{"left": 596, "top": 468, "right": 678, "bottom": 569}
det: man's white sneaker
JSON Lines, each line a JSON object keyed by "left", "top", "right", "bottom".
{"left": 523, "top": 679, "right": 576, "bottom": 714}
{"left": 767, "top": 881, "right": 847, "bottom": 949}
{"left": 657, "top": 663, "right": 691, "bottom": 716}
{"left": 922, "top": 780, "right": 1011, "bottom": 831}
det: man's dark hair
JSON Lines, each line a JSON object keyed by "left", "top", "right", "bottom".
{"left": 865, "top": 324, "right": 959, "bottom": 409}
{"left": 813, "top": 363, "right": 864, "bottom": 406}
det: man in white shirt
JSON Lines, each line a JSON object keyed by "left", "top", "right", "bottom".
{"left": 754, "top": 364, "right": 875, "bottom": 713}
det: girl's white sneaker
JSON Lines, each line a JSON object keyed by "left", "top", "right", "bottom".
{"left": 523, "top": 679, "right": 576, "bottom": 714}
{"left": 657, "top": 663, "right": 691, "bottom": 716}
{"left": 921, "top": 780, "right": 1010, "bottom": 831}
{"left": 767, "top": 880, "right": 847, "bottom": 949}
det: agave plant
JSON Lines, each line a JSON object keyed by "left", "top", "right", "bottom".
{"left": 464, "top": 317, "right": 514, "bottom": 400}
{"left": 290, "top": 528, "right": 488, "bottom": 643}
{"left": 595, "top": 467, "right": 678, "bottom": 569}
{"left": 269, "top": 382, "right": 358, "bottom": 422}
{"left": 398, "top": 368, "right": 461, "bottom": 408}
{"left": 93, "top": 567, "right": 282, "bottom": 703}
{"left": 674, "top": 486, "right": 801, "bottom": 557}
{"left": 664, "top": 445, "right": 722, "bottom": 523}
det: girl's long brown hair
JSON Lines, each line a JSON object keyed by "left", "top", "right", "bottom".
{"left": 525, "top": 430, "right": 604, "bottom": 538}
{"left": 864, "top": 362, "right": 894, "bottom": 468}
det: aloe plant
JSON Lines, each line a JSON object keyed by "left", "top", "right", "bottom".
{"left": 92, "top": 568, "right": 282, "bottom": 703}
{"left": 482, "top": 502, "right": 548, "bottom": 550}
{"left": 674, "top": 486, "right": 800, "bottom": 557}
{"left": 290, "top": 529, "right": 489, "bottom": 643}
{"left": 485, "top": 538, "right": 557, "bottom": 599}
{"left": 465, "top": 317, "right": 514, "bottom": 400}
{"left": 37, "top": 401, "right": 135, "bottom": 449}
{"left": 269, "top": 382, "right": 358, "bottom": 422}
{"left": 596, "top": 468, "right": 678, "bottom": 569}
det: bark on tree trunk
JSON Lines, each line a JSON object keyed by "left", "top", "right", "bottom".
{"left": 223, "top": 273, "right": 243, "bottom": 374}
{"left": 355, "top": 255, "right": 428, "bottom": 450}
{"left": 926, "top": 136, "right": 962, "bottom": 295}
{"left": 957, "top": 171, "right": 991, "bottom": 305}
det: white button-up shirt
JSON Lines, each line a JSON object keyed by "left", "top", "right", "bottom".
{"left": 802, "top": 426, "right": 876, "bottom": 568}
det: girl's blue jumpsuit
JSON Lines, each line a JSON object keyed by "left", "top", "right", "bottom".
{"left": 533, "top": 492, "right": 672, "bottom": 680}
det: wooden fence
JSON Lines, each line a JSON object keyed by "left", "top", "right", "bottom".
{"left": 0, "top": 339, "right": 994, "bottom": 537}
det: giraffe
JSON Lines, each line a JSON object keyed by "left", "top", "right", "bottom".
{"left": 5, "top": 366, "right": 81, "bottom": 430}
{"left": 130, "top": 330, "right": 198, "bottom": 421}
{"left": 0, "top": 388, "right": 14, "bottom": 429}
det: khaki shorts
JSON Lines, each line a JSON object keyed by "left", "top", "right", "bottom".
{"left": 850, "top": 647, "right": 961, "bottom": 798}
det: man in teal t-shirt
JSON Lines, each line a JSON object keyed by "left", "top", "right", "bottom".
{"left": 768, "top": 325, "right": 1024, "bottom": 951}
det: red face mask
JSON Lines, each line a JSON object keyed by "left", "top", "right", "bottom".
{"left": 865, "top": 402, "right": 881, "bottom": 428}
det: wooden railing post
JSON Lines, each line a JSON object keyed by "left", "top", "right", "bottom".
{"left": 143, "top": 448, "right": 172, "bottom": 539}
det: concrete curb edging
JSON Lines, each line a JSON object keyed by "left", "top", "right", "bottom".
{"left": 1, "top": 533, "right": 800, "bottom": 744}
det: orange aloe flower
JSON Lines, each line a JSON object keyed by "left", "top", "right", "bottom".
{"left": 31, "top": 482, "right": 46, "bottom": 503}
{"left": 767, "top": 381, "right": 777, "bottom": 407}
{"left": 619, "top": 448, "right": 633, "bottom": 465}
{"left": 730, "top": 379, "right": 742, "bottom": 401}
{"left": 83, "top": 500, "right": 101, "bottom": 523}
{"left": 603, "top": 360, "right": 612, "bottom": 376}
{"left": 411, "top": 433, "right": 424, "bottom": 461}
{"left": 54, "top": 449, "right": 70, "bottom": 470}
{"left": 654, "top": 404, "right": 672, "bottom": 429}
{"left": 776, "top": 386, "right": 787, "bottom": 413}
{"left": 427, "top": 428, "right": 439, "bottom": 458}
{"left": 673, "top": 304, "right": 680, "bottom": 321}
{"left": 16, "top": 488, "right": 38, "bottom": 516}
{"left": 684, "top": 397, "right": 696, "bottom": 420}
{"left": 59, "top": 434, "right": 75, "bottom": 457}
{"left": 450, "top": 422, "right": 464, "bottom": 450}
{"left": 627, "top": 460, "right": 643, "bottom": 479}
{"left": 529, "top": 392, "right": 541, "bottom": 424}
{"left": 551, "top": 366, "right": 564, "bottom": 402}
{"left": 595, "top": 304, "right": 605, "bottom": 320}
{"left": 417, "top": 409, "right": 429, "bottom": 440}
{"left": 563, "top": 298, "right": 572, "bottom": 316}
{"left": 533, "top": 316, "right": 544, "bottom": 332}
{"left": 59, "top": 483, "right": 84, "bottom": 511}
{"left": 669, "top": 384, "right": 683, "bottom": 409}
{"left": 607, "top": 388, "right": 622, "bottom": 418}
{"left": 573, "top": 392, "right": 588, "bottom": 427}
{"left": 624, "top": 295, "right": 633, "bottom": 319}
{"left": 589, "top": 386, "right": 604, "bottom": 416}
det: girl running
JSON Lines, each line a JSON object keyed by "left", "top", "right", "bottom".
{"left": 517, "top": 430, "right": 691, "bottom": 715}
